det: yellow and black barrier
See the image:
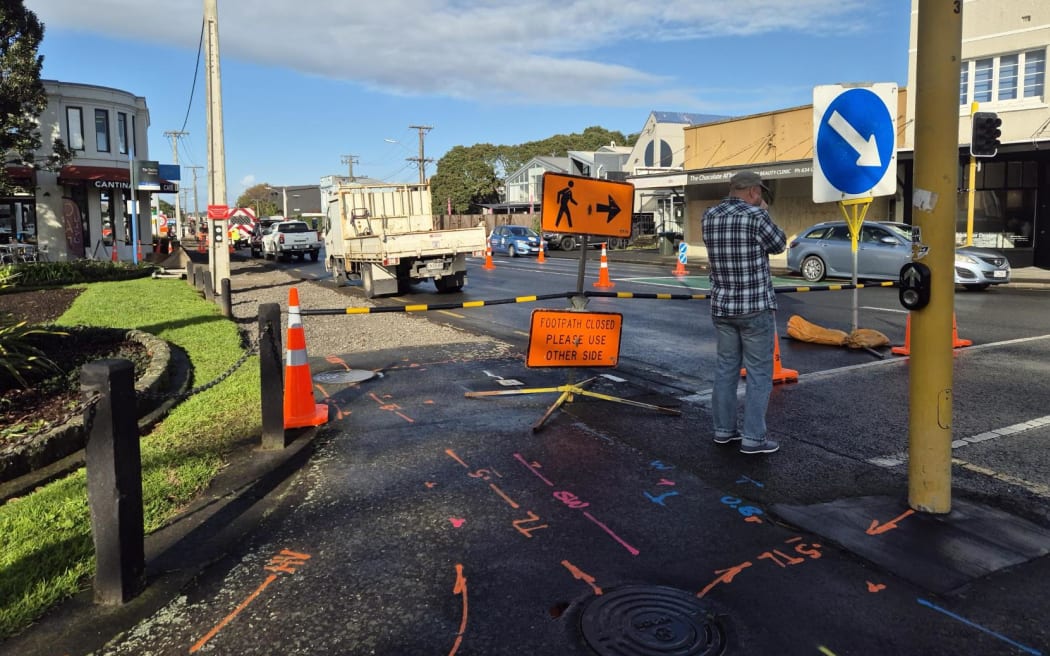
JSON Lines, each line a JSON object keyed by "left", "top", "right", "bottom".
{"left": 299, "top": 281, "right": 897, "bottom": 315}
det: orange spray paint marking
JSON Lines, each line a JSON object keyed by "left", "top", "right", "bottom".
{"left": 866, "top": 509, "right": 915, "bottom": 535}
{"left": 697, "top": 561, "right": 753, "bottom": 599}
{"left": 489, "top": 483, "right": 520, "bottom": 508}
{"left": 325, "top": 355, "right": 351, "bottom": 370}
{"left": 263, "top": 549, "right": 311, "bottom": 574}
{"left": 368, "top": 392, "right": 414, "bottom": 423}
{"left": 512, "top": 511, "right": 549, "bottom": 538}
{"left": 446, "top": 449, "right": 469, "bottom": 468}
{"left": 190, "top": 574, "right": 278, "bottom": 653}
{"left": 561, "top": 560, "right": 603, "bottom": 596}
{"left": 448, "top": 564, "right": 469, "bottom": 656}
{"left": 425, "top": 481, "right": 437, "bottom": 489}
{"left": 744, "top": 516, "right": 763, "bottom": 524}
{"left": 425, "top": 399, "right": 435, "bottom": 404}
{"left": 867, "top": 581, "right": 887, "bottom": 593}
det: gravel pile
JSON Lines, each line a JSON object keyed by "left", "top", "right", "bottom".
{"left": 224, "top": 262, "right": 512, "bottom": 359}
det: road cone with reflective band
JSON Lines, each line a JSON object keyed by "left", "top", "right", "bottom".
{"left": 111, "top": 243, "right": 118, "bottom": 262}
{"left": 483, "top": 245, "right": 495, "bottom": 270}
{"left": 741, "top": 326, "right": 798, "bottom": 384}
{"left": 672, "top": 256, "right": 688, "bottom": 276}
{"left": 593, "top": 242, "right": 615, "bottom": 288}
{"left": 537, "top": 238, "right": 546, "bottom": 263}
{"left": 283, "top": 287, "right": 329, "bottom": 429}
{"left": 891, "top": 312, "right": 972, "bottom": 357}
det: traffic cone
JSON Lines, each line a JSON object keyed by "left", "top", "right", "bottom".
{"left": 483, "top": 245, "right": 495, "bottom": 270}
{"left": 137, "top": 241, "right": 143, "bottom": 261}
{"left": 111, "top": 243, "right": 118, "bottom": 262}
{"left": 283, "top": 287, "right": 329, "bottom": 429}
{"left": 952, "top": 312, "right": 972, "bottom": 348}
{"left": 892, "top": 314, "right": 912, "bottom": 356}
{"left": 537, "top": 238, "right": 546, "bottom": 263}
{"left": 741, "top": 326, "right": 798, "bottom": 384}
{"left": 593, "top": 243, "right": 615, "bottom": 288}
{"left": 672, "top": 258, "right": 688, "bottom": 276}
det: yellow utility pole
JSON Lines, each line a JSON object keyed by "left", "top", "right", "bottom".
{"left": 965, "top": 102, "right": 978, "bottom": 246}
{"left": 908, "top": 0, "right": 963, "bottom": 514}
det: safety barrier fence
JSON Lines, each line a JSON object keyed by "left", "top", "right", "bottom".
{"left": 299, "top": 281, "right": 898, "bottom": 315}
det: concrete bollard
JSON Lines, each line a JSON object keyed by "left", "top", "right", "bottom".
{"left": 185, "top": 261, "right": 195, "bottom": 285}
{"left": 203, "top": 275, "right": 214, "bottom": 302}
{"left": 82, "top": 360, "right": 145, "bottom": 605}
{"left": 220, "top": 278, "right": 233, "bottom": 317}
{"left": 258, "top": 303, "right": 286, "bottom": 449}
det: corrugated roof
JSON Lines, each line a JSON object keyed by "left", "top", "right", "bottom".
{"left": 651, "top": 111, "right": 729, "bottom": 125}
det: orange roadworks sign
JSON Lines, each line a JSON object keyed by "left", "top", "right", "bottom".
{"left": 540, "top": 172, "right": 634, "bottom": 239}
{"left": 207, "top": 204, "right": 229, "bottom": 220}
{"left": 527, "top": 309, "right": 622, "bottom": 368}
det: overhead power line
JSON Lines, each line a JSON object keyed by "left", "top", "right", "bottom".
{"left": 180, "top": 18, "right": 206, "bottom": 133}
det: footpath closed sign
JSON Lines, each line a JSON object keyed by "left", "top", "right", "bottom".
{"left": 527, "top": 309, "right": 622, "bottom": 368}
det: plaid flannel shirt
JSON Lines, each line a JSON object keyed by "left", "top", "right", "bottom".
{"left": 702, "top": 197, "right": 787, "bottom": 317}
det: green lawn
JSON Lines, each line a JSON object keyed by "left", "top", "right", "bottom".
{"left": 0, "top": 278, "right": 262, "bottom": 640}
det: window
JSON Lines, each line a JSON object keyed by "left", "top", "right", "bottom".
{"left": 960, "top": 49, "right": 1046, "bottom": 106}
{"left": 66, "top": 107, "right": 84, "bottom": 150}
{"left": 117, "top": 112, "right": 128, "bottom": 154}
{"left": 95, "top": 109, "right": 110, "bottom": 152}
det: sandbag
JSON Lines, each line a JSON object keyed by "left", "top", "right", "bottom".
{"left": 846, "top": 328, "right": 890, "bottom": 349}
{"left": 787, "top": 314, "right": 848, "bottom": 346}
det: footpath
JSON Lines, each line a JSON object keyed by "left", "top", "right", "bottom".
{"left": 5, "top": 247, "right": 1050, "bottom": 655}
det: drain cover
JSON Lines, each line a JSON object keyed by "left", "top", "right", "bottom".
{"left": 581, "top": 585, "right": 728, "bottom": 655}
{"left": 312, "top": 369, "right": 375, "bottom": 384}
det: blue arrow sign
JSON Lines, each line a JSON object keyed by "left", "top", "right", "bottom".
{"left": 815, "top": 87, "right": 895, "bottom": 196}
{"left": 677, "top": 241, "right": 688, "bottom": 264}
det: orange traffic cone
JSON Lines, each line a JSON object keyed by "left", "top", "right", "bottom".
{"left": 537, "top": 238, "right": 546, "bottom": 263}
{"left": 111, "top": 243, "right": 118, "bottom": 262}
{"left": 672, "top": 257, "right": 688, "bottom": 276}
{"left": 952, "top": 312, "right": 972, "bottom": 348}
{"left": 283, "top": 287, "right": 329, "bottom": 429}
{"left": 593, "top": 242, "right": 615, "bottom": 288}
{"left": 741, "top": 326, "right": 798, "bottom": 384}
{"left": 137, "top": 241, "right": 143, "bottom": 261}
{"left": 483, "top": 245, "right": 496, "bottom": 270}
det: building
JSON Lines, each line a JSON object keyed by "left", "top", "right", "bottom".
{"left": 1, "top": 80, "right": 174, "bottom": 261}
{"left": 666, "top": 1, "right": 1048, "bottom": 270}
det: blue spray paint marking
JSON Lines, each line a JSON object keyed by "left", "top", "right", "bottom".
{"left": 917, "top": 598, "right": 1043, "bottom": 655}
{"left": 644, "top": 491, "right": 680, "bottom": 507}
{"left": 736, "top": 475, "right": 764, "bottom": 488}
{"left": 650, "top": 460, "right": 674, "bottom": 471}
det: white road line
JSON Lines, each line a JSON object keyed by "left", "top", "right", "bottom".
{"left": 861, "top": 306, "right": 908, "bottom": 313}
{"left": 866, "top": 414, "right": 1050, "bottom": 469}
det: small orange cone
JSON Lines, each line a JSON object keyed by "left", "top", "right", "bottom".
{"left": 483, "top": 245, "right": 496, "bottom": 270}
{"left": 672, "top": 258, "right": 689, "bottom": 276}
{"left": 952, "top": 312, "right": 972, "bottom": 348}
{"left": 892, "top": 314, "right": 912, "bottom": 356}
{"left": 537, "top": 238, "right": 546, "bottom": 263}
{"left": 593, "top": 242, "right": 615, "bottom": 288}
{"left": 283, "top": 287, "right": 329, "bottom": 429}
{"left": 137, "top": 241, "right": 143, "bottom": 261}
{"left": 111, "top": 243, "right": 118, "bottom": 262}
{"left": 741, "top": 326, "right": 798, "bottom": 384}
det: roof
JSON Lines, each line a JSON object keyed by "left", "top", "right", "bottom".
{"left": 650, "top": 111, "right": 729, "bottom": 125}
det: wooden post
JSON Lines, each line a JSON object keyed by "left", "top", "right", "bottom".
{"left": 220, "top": 277, "right": 232, "bottom": 317}
{"left": 258, "top": 303, "right": 286, "bottom": 449}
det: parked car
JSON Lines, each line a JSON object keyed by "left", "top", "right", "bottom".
{"left": 786, "top": 220, "right": 1011, "bottom": 290}
{"left": 489, "top": 225, "right": 542, "bottom": 256}
{"left": 543, "top": 232, "right": 627, "bottom": 251}
{"left": 249, "top": 217, "right": 282, "bottom": 258}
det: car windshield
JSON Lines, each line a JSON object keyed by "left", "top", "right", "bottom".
{"left": 507, "top": 227, "right": 536, "bottom": 237}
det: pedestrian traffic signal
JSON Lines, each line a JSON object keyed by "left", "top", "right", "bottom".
{"left": 970, "top": 112, "right": 1002, "bottom": 158}
{"left": 899, "top": 262, "right": 932, "bottom": 311}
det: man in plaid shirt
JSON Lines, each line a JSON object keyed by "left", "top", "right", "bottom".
{"left": 701, "top": 171, "right": 786, "bottom": 455}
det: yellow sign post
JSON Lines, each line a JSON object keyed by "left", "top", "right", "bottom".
{"left": 838, "top": 197, "right": 873, "bottom": 332}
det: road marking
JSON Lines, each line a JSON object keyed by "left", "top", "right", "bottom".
{"left": 861, "top": 305, "right": 908, "bottom": 313}
{"left": 917, "top": 598, "right": 1043, "bottom": 656}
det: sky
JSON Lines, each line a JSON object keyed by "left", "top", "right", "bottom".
{"left": 29, "top": 0, "right": 912, "bottom": 207}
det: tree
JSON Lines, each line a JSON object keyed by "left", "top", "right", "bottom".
{"left": 431, "top": 126, "right": 636, "bottom": 214}
{"left": 0, "top": 1, "right": 72, "bottom": 195}
{"left": 235, "top": 183, "right": 281, "bottom": 217}
{"left": 157, "top": 199, "right": 175, "bottom": 216}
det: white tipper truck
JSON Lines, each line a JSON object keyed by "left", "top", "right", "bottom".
{"left": 323, "top": 182, "right": 488, "bottom": 298}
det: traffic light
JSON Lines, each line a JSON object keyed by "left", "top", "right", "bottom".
{"left": 970, "top": 112, "right": 1002, "bottom": 158}
{"left": 899, "top": 262, "right": 932, "bottom": 311}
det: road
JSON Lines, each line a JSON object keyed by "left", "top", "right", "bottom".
{"left": 30, "top": 249, "right": 1049, "bottom": 656}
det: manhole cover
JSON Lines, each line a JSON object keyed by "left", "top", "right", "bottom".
{"left": 581, "top": 585, "right": 728, "bottom": 655}
{"left": 313, "top": 369, "right": 375, "bottom": 384}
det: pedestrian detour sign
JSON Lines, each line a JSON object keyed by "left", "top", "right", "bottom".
{"left": 540, "top": 172, "right": 634, "bottom": 239}
{"left": 812, "top": 83, "right": 898, "bottom": 203}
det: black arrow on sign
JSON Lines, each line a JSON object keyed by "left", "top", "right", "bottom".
{"left": 596, "top": 196, "right": 621, "bottom": 223}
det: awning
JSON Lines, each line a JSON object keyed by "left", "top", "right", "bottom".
{"left": 685, "top": 159, "right": 814, "bottom": 186}
{"left": 58, "top": 165, "right": 178, "bottom": 192}
{"left": 3, "top": 165, "right": 36, "bottom": 184}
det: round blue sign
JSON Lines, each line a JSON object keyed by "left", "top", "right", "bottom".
{"left": 816, "top": 88, "right": 895, "bottom": 195}
{"left": 678, "top": 241, "right": 688, "bottom": 264}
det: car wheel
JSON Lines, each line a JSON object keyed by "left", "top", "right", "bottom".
{"left": 963, "top": 283, "right": 989, "bottom": 291}
{"left": 507, "top": 244, "right": 517, "bottom": 257}
{"left": 559, "top": 236, "right": 576, "bottom": 251}
{"left": 800, "top": 255, "right": 826, "bottom": 282}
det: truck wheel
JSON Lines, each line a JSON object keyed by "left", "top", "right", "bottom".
{"left": 295, "top": 253, "right": 305, "bottom": 261}
{"left": 559, "top": 236, "right": 576, "bottom": 251}
{"left": 435, "top": 273, "right": 464, "bottom": 293}
{"left": 362, "top": 264, "right": 376, "bottom": 299}
{"left": 309, "top": 250, "right": 319, "bottom": 262}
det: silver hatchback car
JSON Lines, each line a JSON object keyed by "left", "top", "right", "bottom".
{"left": 786, "top": 221, "right": 1011, "bottom": 290}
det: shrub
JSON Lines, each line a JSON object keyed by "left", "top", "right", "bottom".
{"left": 0, "top": 260, "right": 154, "bottom": 289}
{"left": 0, "top": 314, "right": 64, "bottom": 389}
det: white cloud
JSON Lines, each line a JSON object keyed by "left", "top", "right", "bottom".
{"left": 31, "top": 0, "right": 870, "bottom": 107}
{"left": 239, "top": 174, "right": 256, "bottom": 192}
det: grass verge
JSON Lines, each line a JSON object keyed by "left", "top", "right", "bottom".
{"left": 0, "top": 277, "right": 261, "bottom": 640}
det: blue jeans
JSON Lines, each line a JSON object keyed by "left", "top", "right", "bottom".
{"left": 711, "top": 310, "right": 775, "bottom": 443}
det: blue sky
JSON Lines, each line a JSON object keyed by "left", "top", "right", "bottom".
{"left": 30, "top": 0, "right": 911, "bottom": 207}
